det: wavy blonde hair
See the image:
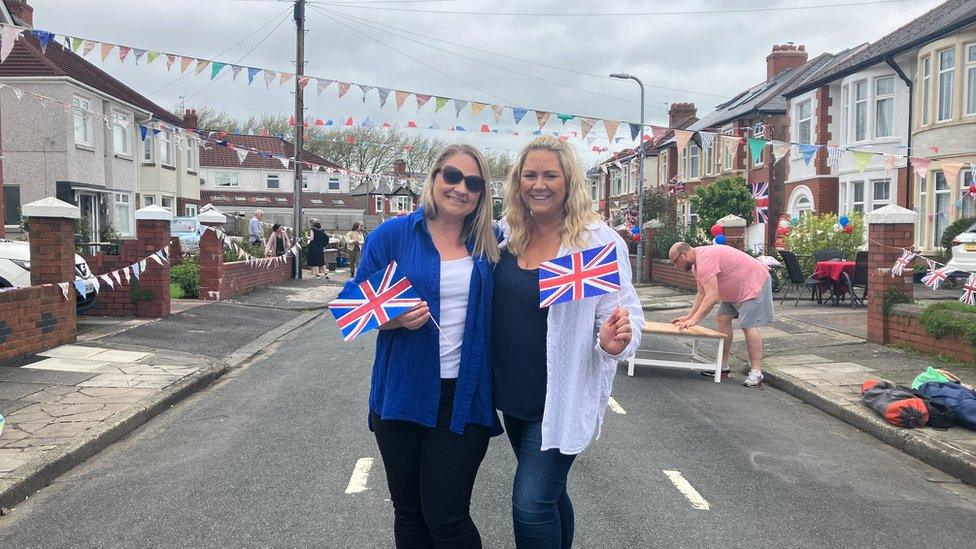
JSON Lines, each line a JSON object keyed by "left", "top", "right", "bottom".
{"left": 420, "top": 144, "right": 500, "bottom": 263}
{"left": 504, "top": 135, "right": 600, "bottom": 256}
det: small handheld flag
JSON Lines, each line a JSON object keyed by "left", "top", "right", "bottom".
{"left": 538, "top": 243, "right": 620, "bottom": 308}
{"left": 328, "top": 262, "right": 422, "bottom": 341}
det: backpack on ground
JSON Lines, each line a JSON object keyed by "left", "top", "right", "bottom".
{"left": 910, "top": 389, "right": 957, "bottom": 430}
{"left": 915, "top": 381, "right": 976, "bottom": 430}
{"left": 860, "top": 380, "right": 928, "bottom": 428}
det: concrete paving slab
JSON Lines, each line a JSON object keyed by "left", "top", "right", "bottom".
{"left": 762, "top": 354, "right": 832, "bottom": 367}
{"left": 774, "top": 365, "right": 826, "bottom": 379}
{"left": 37, "top": 345, "right": 106, "bottom": 360}
{"left": 23, "top": 358, "right": 111, "bottom": 373}
{"left": 88, "top": 350, "right": 151, "bottom": 363}
{"left": 809, "top": 362, "right": 874, "bottom": 374}
{"left": 0, "top": 382, "right": 48, "bottom": 401}
{"left": 757, "top": 326, "right": 792, "bottom": 339}
{"left": 0, "top": 368, "right": 98, "bottom": 386}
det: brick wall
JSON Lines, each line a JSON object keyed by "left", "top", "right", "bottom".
{"left": 887, "top": 306, "right": 976, "bottom": 363}
{"left": 648, "top": 258, "right": 697, "bottom": 291}
{"left": 785, "top": 176, "right": 840, "bottom": 216}
{"left": 867, "top": 221, "right": 915, "bottom": 343}
{"left": 198, "top": 225, "right": 292, "bottom": 300}
{"left": 0, "top": 286, "right": 75, "bottom": 362}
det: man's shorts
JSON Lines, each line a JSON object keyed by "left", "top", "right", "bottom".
{"left": 717, "top": 275, "right": 774, "bottom": 329}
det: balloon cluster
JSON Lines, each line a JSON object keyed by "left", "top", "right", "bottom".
{"left": 631, "top": 226, "right": 641, "bottom": 242}
{"left": 710, "top": 224, "right": 726, "bottom": 245}
{"left": 776, "top": 217, "right": 791, "bottom": 237}
{"left": 835, "top": 215, "right": 854, "bottom": 234}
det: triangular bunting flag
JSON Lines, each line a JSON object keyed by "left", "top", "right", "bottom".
{"left": 579, "top": 117, "right": 597, "bottom": 139}
{"left": 70, "top": 37, "right": 83, "bottom": 52}
{"left": 298, "top": 76, "right": 311, "bottom": 90}
{"left": 247, "top": 67, "right": 260, "bottom": 85}
{"left": 394, "top": 90, "right": 409, "bottom": 110}
{"left": 280, "top": 72, "right": 294, "bottom": 87}
{"left": 851, "top": 150, "right": 874, "bottom": 172}
{"left": 147, "top": 51, "right": 160, "bottom": 64}
{"left": 100, "top": 42, "right": 115, "bottom": 62}
{"left": 557, "top": 113, "right": 575, "bottom": 124}
{"left": 628, "top": 123, "right": 640, "bottom": 141}
{"left": 357, "top": 84, "right": 372, "bottom": 101}
{"left": 884, "top": 153, "right": 898, "bottom": 174}
{"left": 942, "top": 160, "right": 966, "bottom": 184}
{"left": 491, "top": 105, "right": 505, "bottom": 123}
{"left": 513, "top": 108, "right": 528, "bottom": 125}
{"left": 118, "top": 46, "right": 131, "bottom": 63}
{"left": 100, "top": 273, "right": 115, "bottom": 289}
{"left": 911, "top": 157, "right": 931, "bottom": 179}
{"left": 435, "top": 97, "right": 449, "bottom": 113}
{"left": 210, "top": 62, "right": 226, "bottom": 80}
{"left": 278, "top": 157, "right": 290, "bottom": 169}
{"left": 698, "top": 131, "right": 717, "bottom": 153}
{"left": 83, "top": 40, "right": 96, "bottom": 57}
{"left": 236, "top": 148, "right": 249, "bottom": 164}
{"left": 416, "top": 94, "right": 432, "bottom": 109}
{"left": 377, "top": 87, "right": 391, "bottom": 107}
{"left": 746, "top": 137, "right": 767, "bottom": 163}
{"left": 58, "top": 282, "right": 70, "bottom": 300}
{"left": 231, "top": 65, "right": 243, "bottom": 80}
{"left": 471, "top": 102, "right": 487, "bottom": 117}
{"left": 179, "top": 56, "right": 193, "bottom": 74}
{"left": 675, "top": 130, "right": 694, "bottom": 153}
{"left": 316, "top": 79, "right": 333, "bottom": 96}
{"left": 338, "top": 82, "right": 351, "bottom": 98}
{"left": 796, "top": 144, "right": 819, "bottom": 166}
{"left": 133, "top": 48, "right": 147, "bottom": 64}
{"left": 112, "top": 270, "right": 123, "bottom": 286}
{"left": 73, "top": 279, "right": 88, "bottom": 297}
{"left": 536, "top": 111, "right": 551, "bottom": 129}
{"left": 123, "top": 267, "right": 131, "bottom": 283}
{"left": 604, "top": 119, "right": 619, "bottom": 142}
{"left": 771, "top": 140, "right": 791, "bottom": 163}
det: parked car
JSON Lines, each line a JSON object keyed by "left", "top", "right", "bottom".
{"left": 947, "top": 221, "right": 976, "bottom": 274}
{"left": 0, "top": 240, "right": 97, "bottom": 311}
{"left": 171, "top": 217, "right": 201, "bottom": 254}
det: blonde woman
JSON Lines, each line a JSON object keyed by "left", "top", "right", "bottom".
{"left": 494, "top": 135, "right": 643, "bottom": 548}
{"left": 348, "top": 144, "right": 501, "bottom": 548}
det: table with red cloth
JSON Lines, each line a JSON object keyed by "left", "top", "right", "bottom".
{"left": 813, "top": 260, "right": 856, "bottom": 304}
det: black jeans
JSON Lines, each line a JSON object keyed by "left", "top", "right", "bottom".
{"left": 372, "top": 379, "right": 491, "bottom": 548}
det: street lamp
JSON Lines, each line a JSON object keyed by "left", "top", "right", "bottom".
{"left": 609, "top": 72, "right": 646, "bottom": 284}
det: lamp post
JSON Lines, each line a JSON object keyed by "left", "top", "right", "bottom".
{"left": 610, "top": 73, "right": 645, "bottom": 284}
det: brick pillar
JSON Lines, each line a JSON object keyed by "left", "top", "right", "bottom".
{"left": 717, "top": 214, "right": 747, "bottom": 251}
{"left": 133, "top": 206, "right": 172, "bottom": 318}
{"left": 26, "top": 198, "right": 79, "bottom": 287}
{"left": 865, "top": 205, "right": 917, "bottom": 344}
{"left": 642, "top": 219, "right": 665, "bottom": 284}
{"left": 197, "top": 209, "right": 228, "bottom": 300}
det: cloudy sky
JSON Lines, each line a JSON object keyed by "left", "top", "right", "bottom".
{"left": 27, "top": 0, "right": 944, "bottom": 162}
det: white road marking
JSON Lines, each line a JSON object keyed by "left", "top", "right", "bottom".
{"left": 607, "top": 396, "right": 627, "bottom": 415}
{"left": 345, "top": 457, "right": 374, "bottom": 494}
{"left": 663, "top": 470, "right": 710, "bottom": 510}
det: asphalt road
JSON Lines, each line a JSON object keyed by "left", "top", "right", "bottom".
{"left": 1, "top": 314, "right": 975, "bottom": 548}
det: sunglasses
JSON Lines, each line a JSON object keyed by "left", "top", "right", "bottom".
{"left": 440, "top": 165, "right": 485, "bottom": 194}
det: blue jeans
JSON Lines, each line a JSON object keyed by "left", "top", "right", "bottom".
{"left": 503, "top": 414, "right": 577, "bottom": 549}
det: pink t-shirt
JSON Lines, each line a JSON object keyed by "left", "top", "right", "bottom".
{"left": 693, "top": 245, "right": 769, "bottom": 303}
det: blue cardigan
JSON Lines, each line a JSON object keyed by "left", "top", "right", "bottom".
{"left": 348, "top": 208, "right": 501, "bottom": 436}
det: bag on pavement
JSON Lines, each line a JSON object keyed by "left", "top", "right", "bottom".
{"left": 911, "top": 367, "right": 951, "bottom": 390}
{"left": 915, "top": 381, "right": 976, "bottom": 430}
{"left": 860, "top": 380, "right": 928, "bottom": 428}
{"left": 910, "top": 389, "right": 958, "bottom": 430}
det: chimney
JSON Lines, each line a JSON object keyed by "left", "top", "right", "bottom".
{"left": 183, "top": 109, "right": 199, "bottom": 129}
{"left": 766, "top": 43, "right": 808, "bottom": 80}
{"left": 668, "top": 103, "right": 697, "bottom": 128}
{"left": 7, "top": 0, "right": 33, "bottom": 27}
{"left": 393, "top": 159, "right": 407, "bottom": 177}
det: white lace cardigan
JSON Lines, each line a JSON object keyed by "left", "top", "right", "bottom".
{"left": 498, "top": 219, "right": 644, "bottom": 454}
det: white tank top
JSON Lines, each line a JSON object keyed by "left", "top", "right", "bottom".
{"left": 438, "top": 256, "right": 473, "bottom": 379}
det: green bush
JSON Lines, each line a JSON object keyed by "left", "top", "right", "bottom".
{"left": 649, "top": 221, "right": 707, "bottom": 259}
{"left": 941, "top": 216, "right": 976, "bottom": 257}
{"left": 783, "top": 212, "right": 865, "bottom": 260}
{"left": 919, "top": 301, "right": 976, "bottom": 348}
{"left": 170, "top": 282, "right": 185, "bottom": 300}
{"left": 170, "top": 256, "right": 200, "bottom": 299}
{"left": 688, "top": 176, "right": 755, "bottom": 230}
{"left": 641, "top": 186, "right": 679, "bottom": 227}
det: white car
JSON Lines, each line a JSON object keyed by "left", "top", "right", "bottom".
{"left": 0, "top": 240, "right": 97, "bottom": 310}
{"left": 947, "top": 222, "right": 976, "bottom": 274}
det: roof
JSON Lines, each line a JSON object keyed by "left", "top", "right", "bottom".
{"left": 0, "top": 32, "right": 185, "bottom": 126}
{"left": 651, "top": 114, "right": 699, "bottom": 150}
{"left": 348, "top": 179, "right": 419, "bottom": 196}
{"left": 784, "top": 0, "right": 976, "bottom": 97}
{"left": 199, "top": 133, "right": 344, "bottom": 171}
{"left": 200, "top": 190, "right": 365, "bottom": 210}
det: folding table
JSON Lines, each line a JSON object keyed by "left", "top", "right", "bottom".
{"left": 626, "top": 321, "right": 727, "bottom": 382}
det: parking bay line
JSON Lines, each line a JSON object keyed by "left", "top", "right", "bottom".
{"left": 663, "top": 470, "right": 710, "bottom": 510}
{"left": 607, "top": 396, "right": 627, "bottom": 415}
{"left": 345, "top": 457, "right": 374, "bottom": 494}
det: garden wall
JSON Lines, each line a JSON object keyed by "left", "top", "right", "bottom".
{"left": 197, "top": 225, "right": 293, "bottom": 301}
{"left": 648, "top": 259, "right": 697, "bottom": 291}
{"left": 887, "top": 304, "right": 976, "bottom": 363}
{"left": 0, "top": 285, "right": 75, "bottom": 362}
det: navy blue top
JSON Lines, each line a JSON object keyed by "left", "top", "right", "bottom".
{"left": 492, "top": 249, "right": 548, "bottom": 421}
{"left": 348, "top": 208, "right": 502, "bottom": 436}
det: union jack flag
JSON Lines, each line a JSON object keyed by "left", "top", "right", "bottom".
{"left": 538, "top": 243, "right": 620, "bottom": 308}
{"left": 890, "top": 249, "right": 917, "bottom": 277}
{"left": 921, "top": 266, "right": 955, "bottom": 290}
{"left": 960, "top": 274, "right": 976, "bottom": 305}
{"left": 328, "top": 262, "right": 422, "bottom": 341}
{"left": 752, "top": 181, "right": 769, "bottom": 224}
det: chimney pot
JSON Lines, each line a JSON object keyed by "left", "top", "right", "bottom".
{"left": 7, "top": 0, "right": 34, "bottom": 27}
{"left": 766, "top": 42, "right": 808, "bottom": 81}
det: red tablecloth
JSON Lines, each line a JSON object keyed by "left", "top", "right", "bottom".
{"left": 813, "top": 260, "right": 855, "bottom": 298}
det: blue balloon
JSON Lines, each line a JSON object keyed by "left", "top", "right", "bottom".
{"left": 631, "top": 226, "right": 640, "bottom": 235}
{"left": 791, "top": 217, "right": 800, "bottom": 226}
{"left": 839, "top": 216, "right": 850, "bottom": 227}
{"left": 715, "top": 234, "right": 727, "bottom": 245}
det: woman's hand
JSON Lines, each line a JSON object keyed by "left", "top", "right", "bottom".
{"left": 380, "top": 301, "right": 430, "bottom": 331}
{"left": 599, "top": 307, "right": 632, "bottom": 356}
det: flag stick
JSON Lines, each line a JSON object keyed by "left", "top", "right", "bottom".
{"left": 428, "top": 316, "right": 452, "bottom": 346}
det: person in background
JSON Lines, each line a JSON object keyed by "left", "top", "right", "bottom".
{"left": 345, "top": 222, "right": 366, "bottom": 277}
{"left": 265, "top": 223, "right": 291, "bottom": 258}
{"left": 494, "top": 135, "right": 643, "bottom": 548}
{"left": 306, "top": 220, "right": 330, "bottom": 279}
{"left": 249, "top": 210, "right": 265, "bottom": 253}
{"left": 668, "top": 241, "right": 774, "bottom": 388}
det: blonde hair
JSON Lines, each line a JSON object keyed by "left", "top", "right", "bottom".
{"left": 420, "top": 144, "right": 500, "bottom": 263}
{"left": 504, "top": 135, "right": 600, "bottom": 256}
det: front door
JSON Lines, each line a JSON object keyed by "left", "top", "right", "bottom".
{"left": 78, "top": 193, "right": 99, "bottom": 242}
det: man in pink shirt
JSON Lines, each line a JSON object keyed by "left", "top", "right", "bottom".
{"left": 668, "top": 242, "right": 774, "bottom": 387}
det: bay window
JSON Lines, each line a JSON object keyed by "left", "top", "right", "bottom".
{"left": 938, "top": 48, "right": 955, "bottom": 121}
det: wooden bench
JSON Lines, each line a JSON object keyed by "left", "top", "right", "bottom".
{"left": 626, "top": 321, "right": 727, "bottom": 382}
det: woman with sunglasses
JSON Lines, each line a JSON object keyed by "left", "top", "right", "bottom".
{"left": 494, "top": 135, "right": 643, "bottom": 548}
{"left": 348, "top": 144, "right": 500, "bottom": 548}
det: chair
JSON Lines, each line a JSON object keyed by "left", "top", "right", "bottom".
{"left": 778, "top": 251, "right": 822, "bottom": 306}
{"left": 813, "top": 249, "right": 845, "bottom": 262}
{"left": 841, "top": 251, "right": 868, "bottom": 307}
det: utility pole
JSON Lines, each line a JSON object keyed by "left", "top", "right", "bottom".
{"left": 292, "top": 0, "right": 306, "bottom": 279}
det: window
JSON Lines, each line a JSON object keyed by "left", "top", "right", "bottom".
{"left": 921, "top": 56, "right": 931, "bottom": 125}
{"left": 374, "top": 196, "right": 384, "bottom": 213}
{"left": 112, "top": 111, "right": 131, "bottom": 155}
{"left": 160, "top": 131, "right": 173, "bottom": 165}
{"left": 839, "top": 182, "right": 849, "bottom": 214}
{"left": 3, "top": 185, "right": 20, "bottom": 226}
{"left": 966, "top": 43, "right": 976, "bottom": 116}
{"left": 143, "top": 195, "right": 155, "bottom": 207}
{"left": 841, "top": 84, "right": 850, "bottom": 143}
{"left": 73, "top": 96, "right": 92, "bottom": 146}
{"left": 852, "top": 181, "right": 864, "bottom": 212}
{"left": 792, "top": 100, "right": 811, "bottom": 145}
{"left": 590, "top": 179, "right": 599, "bottom": 201}
{"left": 854, "top": 80, "right": 868, "bottom": 141}
{"left": 328, "top": 176, "right": 341, "bottom": 191}
{"left": 392, "top": 196, "right": 412, "bottom": 212}
{"left": 215, "top": 172, "right": 239, "bottom": 187}
{"left": 302, "top": 174, "right": 310, "bottom": 190}
{"left": 266, "top": 174, "right": 280, "bottom": 189}
{"left": 704, "top": 140, "right": 715, "bottom": 176}
{"left": 255, "top": 197, "right": 269, "bottom": 203}
{"left": 689, "top": 144, "right": 700, "bottom": 179}
{"left": 874, "top": 77, "right": 894, "bottom": 138}
{"left": 310, "top": 198, "right": 324, "bottom": 205}
{"left": 721, "top": 131, "right": 732, "bottom": 171}
{"left": 275, "top": 196, "right": 287, "bottom": 203}
{"left": 161, "top": 197, "right": 173, "bottom": 212}
{"left": 934, "top": 172, "right": 951, "bottom": 246}
{"left": 185, "top": 204, "right": 198, "bottom": 218}
{"left": 114, "top": 193, "right": 132, "bottom": 235}
{"left": 142, "top": 135, "right": 153, "bottom": 162}
{"left": 794, "top": 194, "right": 813, "bottom": 216}
{"left": 963, "top": 170, "right": 976, "bottom": 218}
{"left": 688, "top": 202, "right": 698, "bottom": 230}
{"left": 331, "top": 199, "right": 347, "bottom": 206}
{"left": 660, "top": 151, "right": 670, "bottom": 181}
{"left": 185, "top": 141, "right": 196, "bottom": 171}
{"left": 611, "top": 171, "right": 622, "bottom": 196}
{"left": 871, "top": 179, "right": 890, "bottom": 210}
{"left": 938, "top": 48, "right": 955, "bottom": 121}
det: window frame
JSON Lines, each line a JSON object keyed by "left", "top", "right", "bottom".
{"left": 159, "top": 131, "right": 174, "bottom": 166}
{"left": 373, "top": 195, "right": 384, "bottom": 214}
{"left": 853, "top": 80, "right": 868, "bottom": 142}
{"left": 185, "top": 204, "right": 198, "bottom": 218}
{"left": 73, "top": 95, "right": 92, "bottom": 146}
{"left": 937, "top": 47, "right": 956, "bottom": 122}
{"left": 143, "top": 195, "right": 156, "bottom": 207}
{"left": 3, "top": 185, "right": 21, "bottom": 226}
{"left": 391, "top": 196, "right": 412, "bottom": 212}
{"left": 796, "top": 99, "right": 813, "bottom": 145}
{"left": 160, "top": 196, "right": 174, "bottom": 212}
{"left": 112, "top": 110, "right": 132, "bottom": 156}
{"left": 921, "top": 56, "right": 932, "bottom": 125}
{"left": 871, "top": 178, "right": 891, "bottom": 210}
{"left": 934, "top": 171, "right": 951, "bottom": 247}
{"left": 688, "top": 144, "right": 700, "bottom": 179}
{"left": 185, "top": 139, "right": 196, "bottom": 172}
{"left": 142, "top": 134, "right": 154, "bottom": 162}
{"left": 965, "top": 43, "right": 976, "bottom": 117}
{"left": 266, "top": 174, "right": 280, "bottom": 189}
{"left": 704, "top": 140, "right": 715, "bottom": 176}
{"left": 114, "top": 192, "right": 132, "bottom": 236}
{"left": 874, "top": 76, "right": 895, "bottom": 138}
{"left": 851, "top": 180, "right": 865, "bottom": 213}
{"left": 214, "top": 172, "right": 240, "bottom": 188}
{"left": 328, "top": 176, "right": 341, "bottom": 191}
{"left": 302, "top": 174, "right": 310, "bottom": 190}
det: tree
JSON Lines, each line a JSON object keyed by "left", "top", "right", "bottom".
{"left": 484, "top": 151, "right": 514, "bottom": 182}
{"left": 641, "top": 186, "right": 678, "bottom": 226}
{"left": 688, "top": 176, "right": 754, "bottom": 230}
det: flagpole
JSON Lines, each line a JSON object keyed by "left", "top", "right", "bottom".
{"left": 292, "top": 0, "right": 306, "bottom": 280}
